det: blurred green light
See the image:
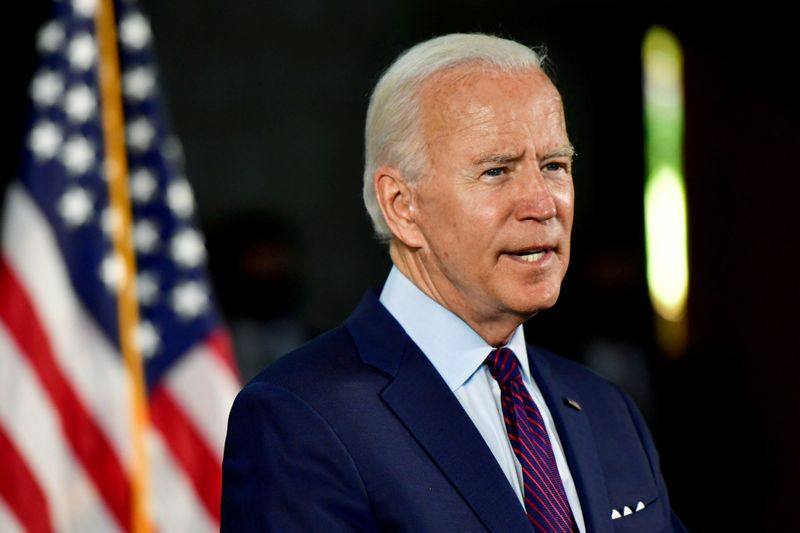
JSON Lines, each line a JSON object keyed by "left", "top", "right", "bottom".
{"left": 643, "top": 26, "right": 688, "bottom": 324}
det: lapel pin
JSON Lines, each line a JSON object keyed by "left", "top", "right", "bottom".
{"left": 564, "top": 398, "right": 582, "bottom": 411}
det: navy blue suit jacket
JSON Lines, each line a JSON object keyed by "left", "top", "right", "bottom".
{"left": 221, "top": 292, "right": 687, "bottom": 532}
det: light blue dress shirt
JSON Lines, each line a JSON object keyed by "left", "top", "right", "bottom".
{"left": 380, "top": 266, "right": 585, "bottom": 532}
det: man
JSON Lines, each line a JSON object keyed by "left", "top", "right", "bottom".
{"left": 221, "top": 33, "right": 687, "bottom": 532}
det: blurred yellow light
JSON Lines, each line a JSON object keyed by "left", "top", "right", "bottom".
{"left": 643, "top": 26, "right": 688, "bottom": 352}
{"left": 645, "top": 166, "right": 688, "bottom": 321}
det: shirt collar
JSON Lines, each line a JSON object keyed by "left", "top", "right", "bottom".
{"left": 379, "top": 266, "right": 531, "bottom": 391}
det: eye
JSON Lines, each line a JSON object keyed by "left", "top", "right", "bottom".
{"left": 542, "top": 161, "right": 572, "bottom": 174}
{"left": 484, "top": 167, "right": 505, "bottom": 177}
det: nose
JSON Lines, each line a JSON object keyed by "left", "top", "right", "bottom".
{"left": 514, "top": 166, "right": 557, "bottom": 222}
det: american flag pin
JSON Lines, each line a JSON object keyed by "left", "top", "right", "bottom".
{"left": 564, "top": 398, "right": 582, "bottom": 411}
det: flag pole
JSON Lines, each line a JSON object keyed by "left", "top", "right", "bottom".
{"left": 96, "top": 0, "right": 152, "bottom": 531}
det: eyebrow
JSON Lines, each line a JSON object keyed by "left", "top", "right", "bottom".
{"left": 472, "top": 151, "right": 525, "bottom": 166}
{"left": 471, "top": 145, "right": 576, "bottom": 166}
{"left": 542, "top": 146, "right": 577, "bottom": 160}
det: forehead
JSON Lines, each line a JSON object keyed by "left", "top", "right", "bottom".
{"left": 418, "top": 65, "right": 566, "bottom": 151}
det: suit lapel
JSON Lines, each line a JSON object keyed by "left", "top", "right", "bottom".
{"left": 346, "top": 293, "right": 531, "bottom": 533}
{"left": 528, "top": 348, "right": 613, "bottom": 533}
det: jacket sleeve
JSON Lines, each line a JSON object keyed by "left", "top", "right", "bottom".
{"left": 221, "top": 381, "right": 377, "bottom": 532}
{"left": 618, "top": 387, "right": 689, "bottom": 533}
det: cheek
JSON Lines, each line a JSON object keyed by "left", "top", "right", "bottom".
{"left": 552, "top": 182, "right": 574, "bottom": 221}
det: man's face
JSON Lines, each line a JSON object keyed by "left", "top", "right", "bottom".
{"left": 410, "top": 66, "right": 574, "bottom": 334}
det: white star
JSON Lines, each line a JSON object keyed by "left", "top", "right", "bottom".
{"left": 123, "top": 66, "right": 155, "bottom": 101}
{"left": 67, "top": 33, "right": 97, "bottom": 71}
{"left": 30, "top": 70, "right": 64, "bottom": 107}
{"left": 137, "top": 271, "right": 160, "bottom": 306}
{"left": 60, "top": 135, "right": 95, "bottom": 175}
{"left": 100, "top": 206, "right": 122, "bottom": 237}
{"left": 37, "top": 20, "right": 65, "bottom": 54}
{"left": 72, "top": 0, "right": 98, "bottom": 18}
{"left": 171, "top": 281, "right": 208, "bottom": 319}
{"left": 126, "top": 117, "right": 156, "bottom": 153}
{"left": 133, "top": 320, "right": 160, "bottom": 358}
{"left": 119, "top": 13, "right": 152, "bottom": 51}
{"left": 166, "top": 179, "right": 194, "bottom": 218}
{"left": 58, "top": 187, "right": 94, "bottom": 227}
{"left": 130, "top": 168, "right": 159, "bottom": 203}
{"left": 28, "top": 121, "right": 63, "bottom": 160}
{"left": 100, "top": 252, "right": 127, "bottom": 291}
{"left": 161, "top": 136, "right": 184, "bottom": 164}
{"left": 171, "top": 228, "right": 206, "bottom": 268}
{"left": 133, "top": 219, "right": 160, "bottom": 253}
{"left": 63, "top": 84, "right": 96, "bottom": 123}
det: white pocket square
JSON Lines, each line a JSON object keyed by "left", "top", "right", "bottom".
{"left": 611, "top": 500, "right": 646, "bottom": 520}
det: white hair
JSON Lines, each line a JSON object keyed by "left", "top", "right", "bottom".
{"left": 362, "top": 33, "right": 545, "bottom": 241}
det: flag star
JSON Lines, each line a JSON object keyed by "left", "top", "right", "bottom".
{"left": 37, "top": 20, "right": 66, "bottom": 54}
{"left": 137, "top": 271, "right": 160, "bottom": 306}
{"left": 60, "top": 135, "right": 96, "bottom": 175}
{"left": 171, "top": 228, "right": 206, "bottom": 268}
{"left": 71, "top": 0, "right": 98, "bottom": 18}
{"left": 28, "top": 121, "right": 63, "bottom": 160}
{"left": 67, "top": 33, "right": 97, "bottom": 71}
{"left": 167, "top": 179, "right": 194, "bottom": 218}
{"left": 123, "top": 66, "right": 155, "bottom": 101}
{"left": 100, "top": 252, "right": 128, "bottom": 291}
{"left": 133, "top": 320, "right": 160, "bottom": 358}
{"left": 30, "top": 70, "right": 65, "bottom": 107}
{"left": 58, "top": 187, "right": 93, "bottom": 227}
{"left": 161, "top": 136, "right": 184, "bottom": 164}
{"left": 119, "top": 12, "right": 152, "bottom": 51}
{"left": 101, "top": 207, "right": 122, "bottom": 237}
{"left": 126, "top": 117, "right": 156, "bottom": 152}
{"left": 171, "top": 281, "right": 208, "bottom": 319}
{"left": 130, "top": 168, "right": 159, "bottom": 203}
{"left": 63, "top": 84, "right": 96, "bottom": 123}
{"left": 134, "top": 219, "right": 160, "bottom": 253}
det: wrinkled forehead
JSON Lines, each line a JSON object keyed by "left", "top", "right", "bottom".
{"left": 417, "top": 65, "right": 566, "bottom": 149}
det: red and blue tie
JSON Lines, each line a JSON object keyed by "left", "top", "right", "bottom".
{"left": 486, "top": 347, "right": 578, "bottom": 533}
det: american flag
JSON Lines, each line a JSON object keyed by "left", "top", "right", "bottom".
{"left": 0, "top": 0, "right": 240, "bottom": 531}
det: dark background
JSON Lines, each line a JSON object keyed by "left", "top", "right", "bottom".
{"left": 9, "top": 2, "right": 799, "bottom": 531}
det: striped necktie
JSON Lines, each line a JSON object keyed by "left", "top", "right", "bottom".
{"left": 486, "top": 347, "right": 577, "bottom": 533}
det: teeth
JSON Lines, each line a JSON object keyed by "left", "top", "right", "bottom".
{"left": 519, "top": 251, "right": 545, "bottom": 262}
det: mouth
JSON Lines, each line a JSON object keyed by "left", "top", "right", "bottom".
{"left": 505, "top": 247, "right": 554, "bottom": 264}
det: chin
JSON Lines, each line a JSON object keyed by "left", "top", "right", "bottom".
{"left": 511, "top": 283, "right": 562, "bottom": 316}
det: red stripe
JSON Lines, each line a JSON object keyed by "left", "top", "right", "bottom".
{"left": 206, "top": 328, "right": 239, "bottom": 380}
{"left": 524, "top": 480, "right": 572, "bottom": 532}
{"left": 525, "top": 511, "right": 547, "bottom": 533}
{"left": 514, "top": 430, "right": 573, "bottom": 525}
{"left": 513, "top": 408, "right": 564, "bottom": 482}
{"left": 499, "top": 390, "right": 573, "bottom": 527}
{"left": 523, "top": 491, "right": 561, "bottom": 532}
{"left": 0, "top": 258, "right": 131, "bottom": 530}
{"left": 516, "top": 444, "right": 572, "bottom": 526}
{"left": 508, "top": 431, "right": 556, "bottom": 474}
{"left": 0, "top": 424, "right": 54, "bottom": 533}
{"left": 150, "top": 384, "right": 221, "bottom": 523}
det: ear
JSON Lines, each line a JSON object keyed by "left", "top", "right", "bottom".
{"left": 373, "top": 166, "right": 425, "bottom": 248}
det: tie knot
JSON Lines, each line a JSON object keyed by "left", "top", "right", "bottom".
{"left": 485, "top": 347, "right": 521, "bottom": 386}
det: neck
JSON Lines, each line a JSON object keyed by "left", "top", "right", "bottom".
{"left": 389, "top": 240, "right": 523, "bottom": 347}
